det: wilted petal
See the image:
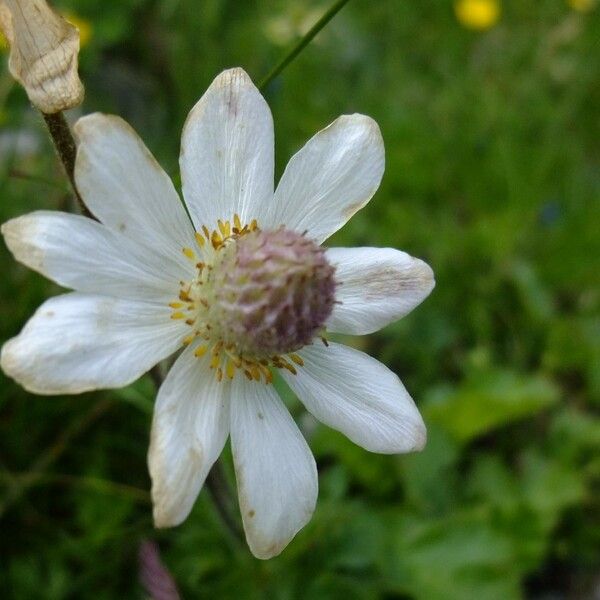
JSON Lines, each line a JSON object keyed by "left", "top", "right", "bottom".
{"left": 180, "top": 68, "right": 274, "bottom": 229}
{"left": 2, "top": 211, "right": 190, "bottom": 303}
{"left": 268, "top": 114, "right": 384, "bottom": 243}
{"left": 74, "top": 113, "right": 194, "bottom": 268}
{"left": 230, "top": 378, "right": 317, "bottom": 559}
{"left": 1, "top": 293, "right": 185, "bottom": 394}
{"left": 326, "top": 246, "right": 435, "bottom": 335}
{"left": 149, "top": 345, "right": 230, "bottom": 527}
{"left": 281, "top": 342, "right": 426, "bottom": 454}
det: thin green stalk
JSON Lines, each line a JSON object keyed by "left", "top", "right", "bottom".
{"left": 0, "top": 398, "right": 113, "bottom": 518}
{"left": 258, "top": 0, "right": 353, "bottom": 90}
{"left": 0, "top": 472, "right": 151, "bottom": 505}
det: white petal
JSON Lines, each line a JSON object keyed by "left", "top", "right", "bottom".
{"left": 229, "top": 378, "right": 317, "bottom": 559}
{"left": 268, "top": 114, "right": 384, "bottom": 243}
{"left": 149, "top": 344, "right": 230, "bottom": 527}
{"left": 74, "top": 113, "right": 194, "bottom": 267}
{"left": 1, "top": 293, "right": 185, "bottom": 394}
{"left": 180, "top": 68, "right": 274, "bottom": 229}
{"left": 326, "top": 247, "right": 435, "bottom": 335}
{"left": 1, "top": 211, "right": 191, "bottom": 303}
{"left": 281, "top": 342, "right": 426, "bottom": 454}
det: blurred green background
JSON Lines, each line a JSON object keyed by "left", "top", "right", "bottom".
{"left": 1, "top": 0, "right": 599, "bottom": 598}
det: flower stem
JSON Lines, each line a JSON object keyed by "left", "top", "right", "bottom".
{"left": 258, "top": 0, "right": 353, "bottom": 91}
{"left": 206, "top": 461, "right": 244, "bottom": 543}
{"left": 41, "top": 111, "right": 94, "bottom": 219}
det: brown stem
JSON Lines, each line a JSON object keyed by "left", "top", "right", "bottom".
{"left": 41, "top": 111, "right": 95, "bottom": 219}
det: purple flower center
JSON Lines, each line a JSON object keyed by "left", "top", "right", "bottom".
{"left": 212, "top": 228, "right": 336, "bottom": 357}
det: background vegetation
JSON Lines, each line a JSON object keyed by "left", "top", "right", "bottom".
{"left": 1, "top": 0, "right": 598, "bottom": 598}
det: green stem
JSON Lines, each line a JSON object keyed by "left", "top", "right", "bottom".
{"left": 258, "top": 0, "right": 353, "bottom": 90}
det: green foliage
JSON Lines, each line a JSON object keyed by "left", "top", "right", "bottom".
{"left": 424, "top": 366, "right": 560, "bottom": 443}
{"left": 1, "top": 0, "right": 599, "bottom": 598}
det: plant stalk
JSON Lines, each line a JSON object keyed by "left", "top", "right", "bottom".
{"left": 258, "top": 0, "right": 353, "bottom": 90}
{"left": 42, "top": 111, "right": 94, "bottom": 218}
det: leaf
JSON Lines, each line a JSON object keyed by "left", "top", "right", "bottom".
{"left": 384, "top": 511, "right": 522, "bottom": 600}
{"left": 424, "top": 368, "right": 560, "bottom": 443}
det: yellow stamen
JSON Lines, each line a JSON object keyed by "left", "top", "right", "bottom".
{"left": 211, "top": 230, "right": 223, "bottom": 249}
{"left": 234, "top": 213, "right": 242, "bottom": 231}
{"left": 250, "top": 365, "right": 261, "bottom": 381}
{"left": 216, "top": 367, "right": 223, "bottom": 382}
{"left": 258, "top": 363, "right": 273, "bottom": 383}
{"left": 182, "top": 247, "right": 196, "bottom": 260}
{"left": 290, "top": 354, "right": 304, "bottom": 366}
{"left": 169, "top": 302, "right": 184, "bottom": 309}
{"left": 218, "top": 219, "right": 231, "bottom": 237}
{"left": 183, "top": 335, "right": 196, "bottom": 346}
{"left": 279, "top": 359, "right": 297, "bottom": 375}
{"left": 194, "top": 345, "right": 208, "bottom": 357}
{"left": 224, "top": 349, "right": 242, "bottom": 368}
{"left": 210, "top": 354, "right": 221, "bottom": 369}
{"left": 194, "top": 231, "right": 206, "bottom": 247}
{"left": 226, "top": 359, "right": 236, "bottom": 379}
{"left": 171, "top": 312, "right": 186, "bottom": 320}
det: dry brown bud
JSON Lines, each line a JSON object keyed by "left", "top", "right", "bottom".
{"left": 0, "top": 0, "right": 84, "bottom": 113}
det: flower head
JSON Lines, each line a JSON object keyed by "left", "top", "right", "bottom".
{"left": 454, "top": 0, "right": 501, "bottom": 30}
{"left": 1, "top": 68, "right": 434, "bottom": 559}
{"left": 567, "top": 0, "right": 596, "bottom": 12}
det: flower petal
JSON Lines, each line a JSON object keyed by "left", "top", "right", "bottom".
{"left": 74, "top": 113, "right": 194, "bottom": 267}
{"left": 229, "top": 378, "right": 317, "bottom": 559}
{"left": 2, "top": 211, "right": 191, "bottom": 302}
{"left": 1, "top": 293, "right": 185, "bottom": 394}
{"left": 268, "top": 114, "right": 384, "bottom": 243}
{"left": 326, "top": 247, "right": 435, "bottom": 335}
{"left": 149, "top": 344, "right": 230, "bottom": 527}
{"left": 180, "top": 68, "right": 274, "bottom": 229}
{"left": 281, "top": 342, "right": 426, "bottom": 454}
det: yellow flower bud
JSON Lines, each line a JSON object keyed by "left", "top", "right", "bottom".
{"left": 454, "top": 0, "right": 501, "bottom": 31}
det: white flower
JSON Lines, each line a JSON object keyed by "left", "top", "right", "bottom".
{"left": 1, "top": 68, "right": 434, "bottom": 559}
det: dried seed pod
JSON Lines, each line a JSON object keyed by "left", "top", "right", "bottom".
{"left": 0, "top": 0, "right": 84, "bottom": 113}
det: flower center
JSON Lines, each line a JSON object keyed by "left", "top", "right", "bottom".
{"left": 169, "top": 215, "right": 336, "bottom": 383}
